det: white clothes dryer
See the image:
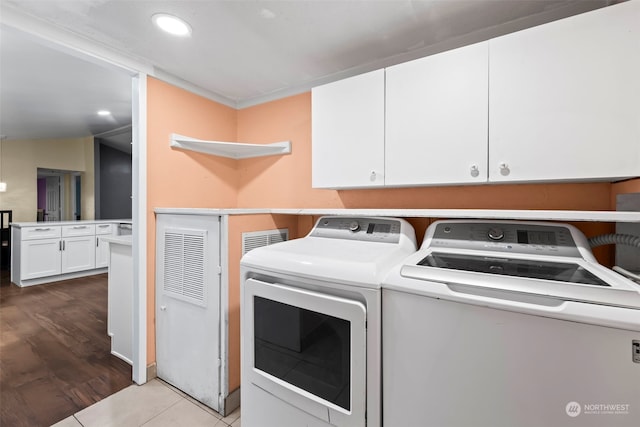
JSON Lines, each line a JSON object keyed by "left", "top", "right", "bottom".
{"left": 382, "top": 220, "right": 640, "bottom": 427}
{"left": 240, "top": 216, "right": 416, "bottom": 427}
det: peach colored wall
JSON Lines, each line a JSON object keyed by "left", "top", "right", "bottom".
{"left": 146, "top": 77, "right": 237, "bottom": 363}
{"left": 147, "top": 80, "right": 637, "bottom": 374}
{"left": 237, "top": 93, "right": 342, "bottom": 208}
{"left": 227, "top": 214, "right": 301, "bottom": 391}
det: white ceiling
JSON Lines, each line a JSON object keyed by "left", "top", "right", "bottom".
{"left": 0, "top": 26, "right": 132, "bottom": 143}
{"left": 0, "top": 0, "right": 618, "bottom": 145}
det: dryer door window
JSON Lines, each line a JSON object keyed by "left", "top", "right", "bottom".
{"left": 243, "top": 278, "right": 367, "bottom": 426}
{"left": 254, "top": 296, "right": 350, "bottom": 410}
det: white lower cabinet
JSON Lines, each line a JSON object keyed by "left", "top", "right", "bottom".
{"left": 95, "top": 223, "right": 114, "bottom": 268}
{"left": 11, "top": 222, "right": 114, "bottom": 287}
{"left": 61, "top": 236, "right": 96, "bottom": 273}
{"left": 95, "top": 237, "right": 110, "bottom": 268}
{"left": 21, "top": 239, "right": 62, "bottom": 280}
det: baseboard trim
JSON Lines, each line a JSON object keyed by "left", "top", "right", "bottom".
{"left": 221, "top": 387, "right": 240, "bottom": 417}
{"left": 146, "top": 363, "right": 157, "bottom": 381}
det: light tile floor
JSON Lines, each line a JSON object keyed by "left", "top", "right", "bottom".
{"left": 51, "top": 379, "right": 240, "bottom": 427}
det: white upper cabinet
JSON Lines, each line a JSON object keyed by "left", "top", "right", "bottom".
{"left": 489, "top": 0, "right": 640, "bottom": 183}
{"left": 386, "top": 42, "right": 489, "bottom": 186}
{"left": 312, "top": 69, "right": 385, "bottom": 189}
{"left": 311, "top": 2, "right": 639, "bottom": 189}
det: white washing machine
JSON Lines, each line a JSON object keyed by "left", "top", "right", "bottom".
{"left": 383, "top": 220, "right": 640, "bottom": 427}
{"left": 240, "top": 216, "right": 416, "bottom": 427}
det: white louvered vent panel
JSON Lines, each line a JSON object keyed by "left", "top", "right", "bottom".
{"left": 243, "top": 235, "right": 268, "bottom": 254}
{"left": 163, "top": 232, "right": 184, "bottom": 295}
{"left": 162, "top": 228, "right": 207, "bottom": 305}
{"left": 242, "top": 228, "right": 289, "bottom": 255}
{"left": 183, "top": 234, "right": 205, "bottom": 302}
{"left": 268, "top": 231, "right": 287, "bottom": 245}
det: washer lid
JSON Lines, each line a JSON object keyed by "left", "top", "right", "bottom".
{"left": 400, "top": 256, "right": 640, "bottom": 309}
{"left": 419, "top": 252, "right": 609, "bottom": 286}
{"left": 398, "top": 219, "right": 640, "bottom": 309}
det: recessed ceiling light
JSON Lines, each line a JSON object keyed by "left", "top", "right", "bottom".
{"left": 152, "top": 13, "right": 192, "bottom": 37}
{"left": 97, "top": 110, "right": 111, "bottom": 116}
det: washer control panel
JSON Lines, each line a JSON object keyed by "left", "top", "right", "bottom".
{"left": 310, "top": 216, "right": 402, "bottom": 243}
{"left": 430, "top": 221, "right": 580, "bottom": 257}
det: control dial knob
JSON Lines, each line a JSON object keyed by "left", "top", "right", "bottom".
{"left": 349, "top": 221, "right": 360, "bottom": 232}
{"left": 487, "top": 227, "right": 505, "bottom": 241}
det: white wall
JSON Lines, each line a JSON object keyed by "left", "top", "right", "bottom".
{"left": 0, "top": 137, "right": 95, "bottom": 222}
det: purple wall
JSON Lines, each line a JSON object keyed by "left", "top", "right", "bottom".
{"left": 37, "top": 178, "right": 46, "bottom": 209}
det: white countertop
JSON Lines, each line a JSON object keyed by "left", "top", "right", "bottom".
{"left": 154, "top": 208, "right": 640, "bottom": 223}
{"left": 11, "top": 219, "right": 132, "bottom": 228}
{"left": 100, "top": 235, "right": 132, "bottom": 246}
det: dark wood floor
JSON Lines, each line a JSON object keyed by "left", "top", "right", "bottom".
{"left": 0, "top": 269, "right": 132, "bottom": 427}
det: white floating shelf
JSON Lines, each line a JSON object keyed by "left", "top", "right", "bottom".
{"left": 170, "top": 133, "right": 291, "bottom": 159}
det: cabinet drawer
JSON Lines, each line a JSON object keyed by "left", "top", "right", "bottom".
{"left": 95, "top": 223, "right": 114, "bottom": 235}
{"left": 62, "top": 224, "right": 96, "bottom": 237}
{"left": 21, "top": 226, "right": 62, "bottom": 241}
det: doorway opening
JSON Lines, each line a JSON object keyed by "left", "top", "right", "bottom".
{"left": 36, "top": 168, "right": 83, "bottom": 222}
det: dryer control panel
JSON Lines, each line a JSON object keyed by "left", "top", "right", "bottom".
{"left": 429, "top": 221, "right": 581, "bottom": 257}
{"left": 310, "top": 216, "right": 402, "bottom": 243}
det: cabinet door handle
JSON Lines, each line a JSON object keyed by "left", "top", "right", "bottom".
{"left": 35, "top": 228, "right": 51, "bottom": 231}
{"left": 370, "top": 171, "right": 377, "bottom": 182}
{"left": 96, "top": 237, "right": 99, "bottom": 247}
{"left": 499, "top": 162, "right": 510, "bottom": 176}
{"left": 72, "top": 225, "right": 88, "bottom": 229}
{"left": 98, "top": 224, "right": 110, "bottom": 228}
{"left": 470, "top": 165, "right": 480, "bottom": 178}
{"left": 59, "top": 240, "right": 62, "bottom": 251}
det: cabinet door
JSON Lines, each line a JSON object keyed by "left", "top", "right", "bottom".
{"left": 489, "top": 1, "right": 640, "bottom": 183}
{"left": 312, "top": 69, "right": 385, "bottom": 188}
{"left": 21, "top": 239, "right": 61, "bottom": 280}
{"left": 61, "top": 236, "right": 96, "bottom": 274}
{"left": 386, "top": 42, "right": 489, "bottom": 186}
{"left": 156, "top": 216, "right": 221, "bottom": 411}
{"left": 95, "top": 223, "right": 113, "bottom": 268}
{"left": 95, "top": 236, "right": 110, "bottom": 268}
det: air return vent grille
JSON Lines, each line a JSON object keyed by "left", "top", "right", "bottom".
{"left": 163, "top": 228, "right": 206, "bottom": 305}
{"left": 242, "top": 229, "right": 289, "bottom": 255}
